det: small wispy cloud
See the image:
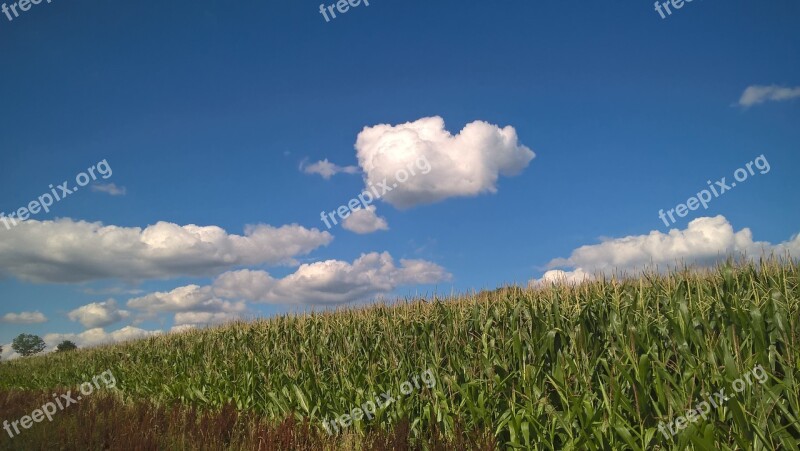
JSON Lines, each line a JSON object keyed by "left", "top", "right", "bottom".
{"left": 81, "top": 286, "right": 144, "bottom": 296}
{"left": 1, "top": 311, "right": 48, "bottom": 324}
{"left": 300, "top": 158, "right": 359, "bottom": 179}
{"left": 91, "top": 183, "right": 127, "bottom": 196}
{"left": 738, "top": 84, "right": 800, "bottom": 107}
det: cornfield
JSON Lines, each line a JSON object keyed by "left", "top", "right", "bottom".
{"left": 1, "top": 260, "right": 799, "bottom": 449}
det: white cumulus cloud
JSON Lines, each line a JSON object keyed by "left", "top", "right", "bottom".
{"left": 738, "top": 85, "right": 800, "bottom": 107}
{"left": 169, "top": 324, "right": 197, "bottom": 334}
{"left": 1, "top": 343, "right": 19, "bottom": 361}
{"left": 531, "top": 268, "right": 594, "bottom": 287}
{"left": 531, "top": 216, "right": 800, "bottom": 285}
{"left": 68, "top": 299, "right": 130, "bottom": 328}
{"left": 126, "top": 284, "right": 247, "bottom": 327}
{"left": 0, "top": 311, "right": 47, "bottom": 324}
{"left": 355, "top": 116, "right": 535, "bottom": 208}
{"left": 342, "top": 206, "right": 389, "bottom": 234}
{"left": 212, "top": 251, "right": 451, "bottom": 305}
{"left": 0, "top": 219, "right": 333, "bottom": 283}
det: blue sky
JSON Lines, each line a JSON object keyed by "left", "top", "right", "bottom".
{"left": 1, "top": 0, "right": 798, "bottom": 355}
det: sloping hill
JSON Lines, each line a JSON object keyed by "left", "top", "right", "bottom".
{"left": 1, "top": 261, "right": 798, "bottom": 449}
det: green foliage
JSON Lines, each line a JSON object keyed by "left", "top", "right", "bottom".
{"left": 11, "top": 333, "right": 46, "bottom": 357}
{"left": 56, "top": 340, "right": 78, "bottom": 352}
{"left": 1, "top": 260, "right": 798, "bottom": 449}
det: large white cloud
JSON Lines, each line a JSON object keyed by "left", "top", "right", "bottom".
{"left": 127, "top": 285, "right": 247, "bottom": 328}
{"left": 1, "top": 311, "right": 47, "bottom": 324}
{"left": 121, "top": 253, "right": 448, "bottom": 326}
{"left": 342, "top": 206, "right": 389, "bottom": 234}
{"left": 68, "top": 299, "right": 130, "bottom": 328}
{"left": 738, "top": 85, "right": 800, "bottom": 107}
{"left": 212, "top": 251, "right": 451, "bottom": 305}
{"left": 532, "top": 216, "right": 800, "bottom": 285}
{"left": 0, "top": 219, "right": 333, "bottom": 283}
{"left": 355, "top": 116, "right": 534, "bottom": 208}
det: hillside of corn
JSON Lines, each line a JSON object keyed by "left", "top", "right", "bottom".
{"left": 1, "top": 261, "right": 799, "bottom": 450}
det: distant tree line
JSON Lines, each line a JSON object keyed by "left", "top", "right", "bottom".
{"left": 0, "top": 334, "right": 77, "bottom": 361}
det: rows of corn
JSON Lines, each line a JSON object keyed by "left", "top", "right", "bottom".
{"left": 1, "top": 260, "right": 798, "bottom": 449}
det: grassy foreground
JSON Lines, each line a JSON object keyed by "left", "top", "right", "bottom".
{"left": 1, "top": 261, "right": 799, "bottom": 449}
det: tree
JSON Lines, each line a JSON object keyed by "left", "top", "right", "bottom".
{"left": 11, "top": 334, "right": 46, "bottom": 357}
{"left": 55, "top": 340, "right": 78, "bottom": 352}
